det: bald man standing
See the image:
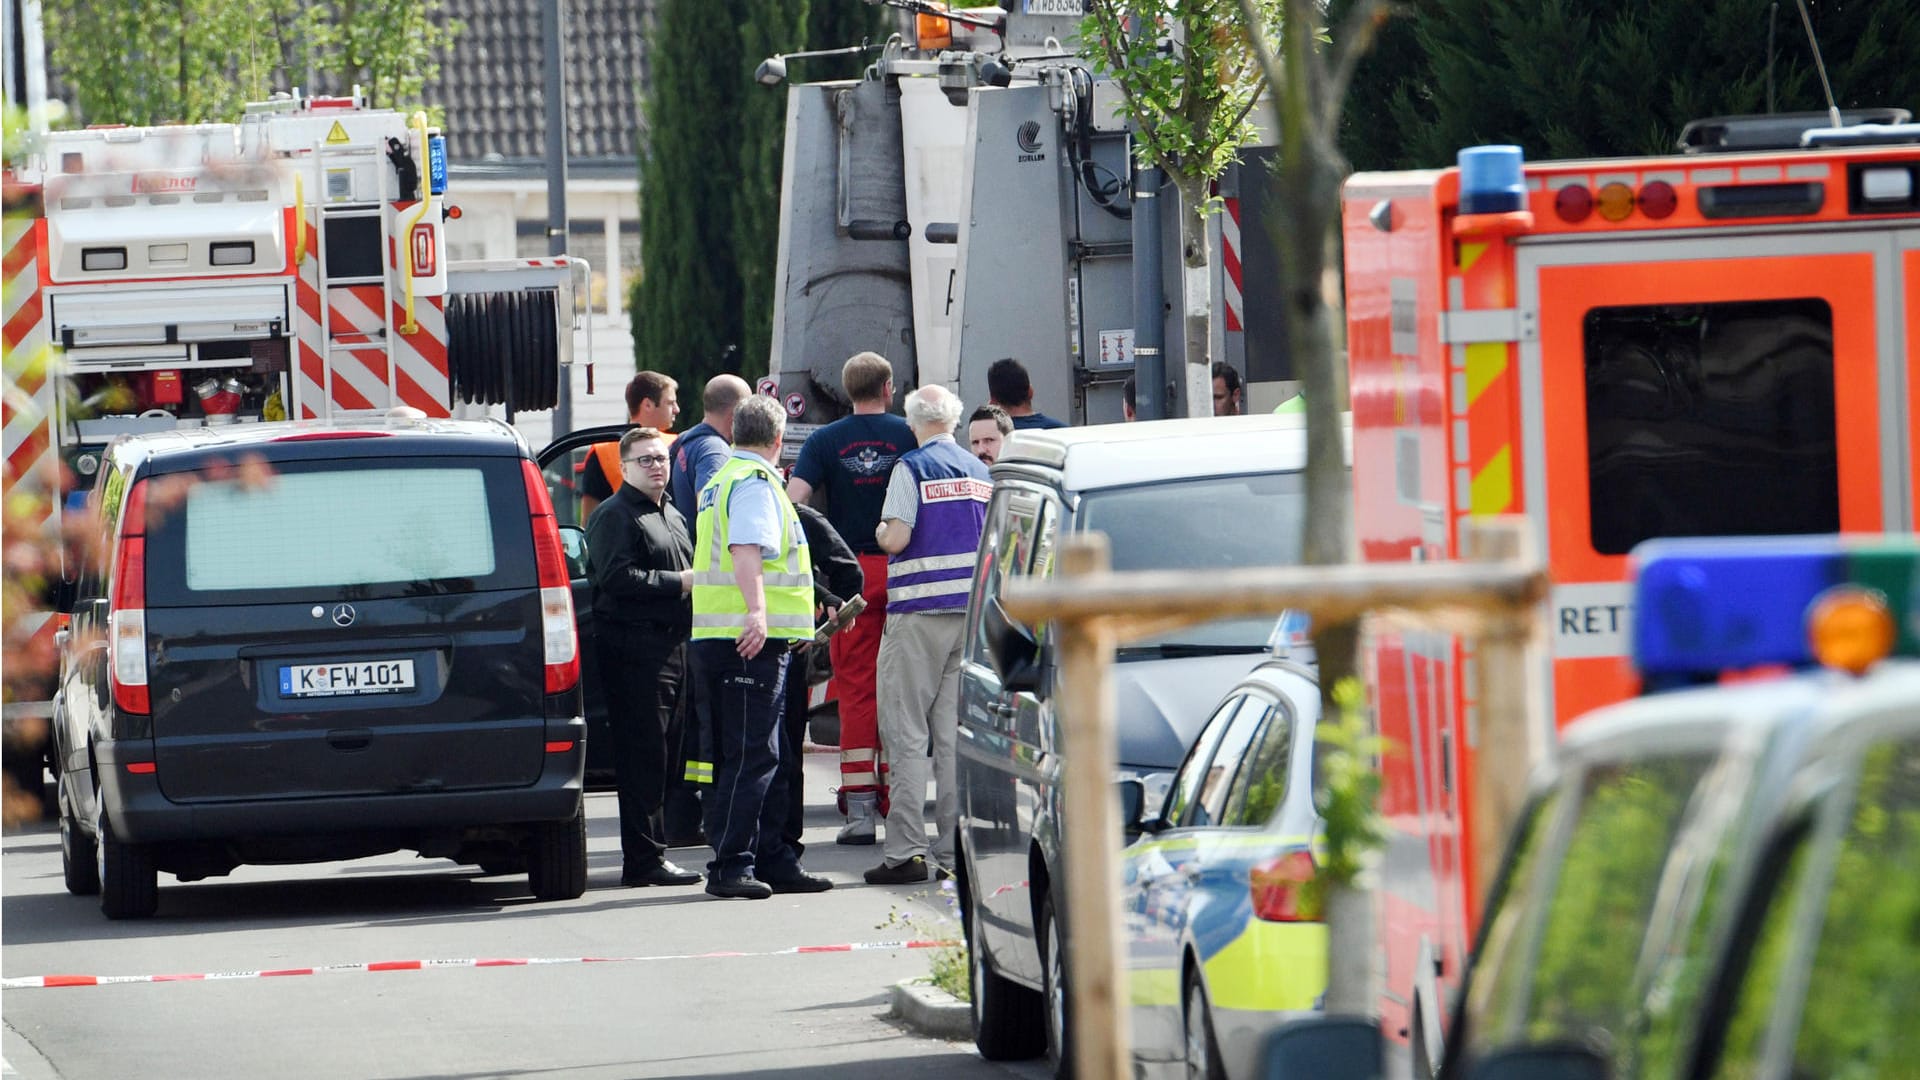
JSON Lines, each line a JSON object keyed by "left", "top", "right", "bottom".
{"left": 670, "top": 374, "right": 753, "bottom": 520}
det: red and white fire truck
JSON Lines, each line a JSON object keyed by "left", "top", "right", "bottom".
{"left": 1342, "top": 109, "right": 1920, "bottom": 1070}
{"left": 2, "top": 90, "right": 579, "bottom": 731}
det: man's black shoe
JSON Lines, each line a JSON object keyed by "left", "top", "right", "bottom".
{"left": 622, "top": 860, "right": 702, "bottom": 887}
{"left": 863, "top": 856, "right": 930, "bottom": 885}
{"left": 705, "top": 875, "right": 773, "bottom": 900}
{"left": 761, "top": 869, "right": 834, "bottom": 894}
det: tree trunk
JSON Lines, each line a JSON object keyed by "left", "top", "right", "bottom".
{"left": 1322, "top": 882, "right": 1376, "bottom": 1013}
{"left": 1176, "top": 175, "right": 1215, "bottom": 417}
{"left": 1267, "top": 0, "right": 1368, "bottom": 1012}
{"left": 1274, "top": 140, "right": 1356, "bottom": 681}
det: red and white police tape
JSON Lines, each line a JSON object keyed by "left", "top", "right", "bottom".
{"left": 1, "top": 938, "right": 956, "bottom": 990}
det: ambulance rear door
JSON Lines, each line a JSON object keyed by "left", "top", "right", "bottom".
{"left": 1902, "top": 229, "right": 1920, "bottom": 510}
{"left": 1515, "top": 228, "right": 1904, "bottom": 725}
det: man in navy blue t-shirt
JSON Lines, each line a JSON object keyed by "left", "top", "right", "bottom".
{"left": 987, "top": 356, "right": 1068, "bottom": 430}
{"left": 787, "top": 351, "right": 916, "bottom": 845}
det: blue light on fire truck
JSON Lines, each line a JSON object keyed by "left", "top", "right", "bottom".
{"left": 428, "top": 133, "right": 447, "bottom": 196}
{"left": 1458, "top": 145, "right": 1526, "bottom": 214}
{"left": 1632, "top": 536, "right": 1920, "bottom": 680}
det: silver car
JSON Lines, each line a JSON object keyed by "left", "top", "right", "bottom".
{"left": 955, "top": 413, "right": 1332, "bottom": 1077}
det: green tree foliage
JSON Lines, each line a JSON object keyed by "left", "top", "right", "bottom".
{"left": 805, "top": 1, "right": 890, "bottom": 82}
{"left": 634, "top": 0, "right": 751, "bottom": 398}
{"left": 1082, "top": 0, "right": 1278, "bottom": 411}
{"left": 733, "top": 1, "right": 811, "bottom": 382}
{"left": 42, "top": 1, "right": 256, "bottom": 124}
{"left": 1335, "top": 0, "right": 1920, "bottom": 172}
{"left": 42, "top": 0, "right": 460, "bottom": 126}
{"left": 1304, "top": 678, "right": 1386, "bottom": 911}
{"left": 634, "top": 0, "right": 889, "bottom": 405}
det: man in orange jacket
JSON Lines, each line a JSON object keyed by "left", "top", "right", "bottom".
{"left": 583, "top": 371, "right": 681, "bottom": 518}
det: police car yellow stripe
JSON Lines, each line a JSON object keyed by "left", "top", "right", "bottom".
{"left": 1203, "top": 921, "right": 1328, "bottom": 1012}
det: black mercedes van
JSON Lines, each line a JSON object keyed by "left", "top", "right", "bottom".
{"left": 52, "top": 417, "right": 588, "bottom": 918}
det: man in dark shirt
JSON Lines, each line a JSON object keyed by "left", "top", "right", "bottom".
{"left": 782, "top": 504, "right": 866, "bottom": 857}
{"left": 662, "top": 373, "right": 752, "bottom": 844}
{"left": 968, "top": 403, "right": 1014, "bottom": 464}
{"left": 585, "top": 427, "right": 702, "bottom": 888}
{"left": 988, "top": 357, "right": 1068, "bottom": 430}
{"left": 786, "top": 351, "right": 916, "bottom": 844}
{"left": 669, "top": 374, "right": 752, "bottom": 524}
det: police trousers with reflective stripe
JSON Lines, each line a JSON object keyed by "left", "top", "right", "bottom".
{"left": 692, "top": 640, "right": 799, "bottom": 882}
{"left": 834, "top": 552, "right": 892, "bottom": 805}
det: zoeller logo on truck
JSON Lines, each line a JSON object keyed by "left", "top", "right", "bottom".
{"left": 1016, "top": 121, "right": 1045, "bottom": 162}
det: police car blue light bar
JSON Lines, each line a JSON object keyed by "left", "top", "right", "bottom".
{"left": 1632, "top": 535, "right": 1920, "bottom": 680}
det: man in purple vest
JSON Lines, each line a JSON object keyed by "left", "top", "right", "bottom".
{"left": 863, "top": 385, "right": 993, "bottom": 884}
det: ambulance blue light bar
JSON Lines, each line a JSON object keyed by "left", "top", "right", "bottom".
{"left": 1458, "top": 145, "right": 1527, "bottom": 214}
{"left": 1632, "top": 536, "right": 1920, "bottom": 679}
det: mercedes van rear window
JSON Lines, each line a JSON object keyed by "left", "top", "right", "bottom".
{"left": 185, "top": 467, "right": 495, "bottom": 590}
{"left": 143, "top": 456, "right": 535, "bottom": 604}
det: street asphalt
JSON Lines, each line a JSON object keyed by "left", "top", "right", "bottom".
{"left": 0, "top": 753, "right": 1047, "bottom": 1080}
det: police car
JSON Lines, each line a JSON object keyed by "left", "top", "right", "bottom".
{"left": 1268, "top": 535, "right": 1920, "bottom": 1080}
{"left": 1117, "top": 655, "right": 1326, "bottom": 1080}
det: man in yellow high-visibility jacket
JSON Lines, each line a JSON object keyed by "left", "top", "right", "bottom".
{"left": 690, "top": 394, "right": 832, "bottom": 900}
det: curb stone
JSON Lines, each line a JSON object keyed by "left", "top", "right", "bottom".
{"left": 890, "top": 978, "right": 972, "bottom": 1041}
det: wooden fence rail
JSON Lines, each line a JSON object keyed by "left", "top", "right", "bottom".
{"left": 997, "top": 516, "right": 1548, "bottom": 1080}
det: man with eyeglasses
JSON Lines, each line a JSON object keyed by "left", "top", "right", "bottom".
{"left": 585, "top": 426, "right": 703, "bottom": 888}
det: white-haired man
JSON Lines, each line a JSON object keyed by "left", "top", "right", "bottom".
{"left": 864, "top": 385, "right": 992, "bottom": 884}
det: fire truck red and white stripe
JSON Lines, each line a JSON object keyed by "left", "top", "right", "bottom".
{"left": 2, "top": 212, "right": 54, "bottom": 528}
{"left": 0, "top": 91, "right": 581, "bottom": 725}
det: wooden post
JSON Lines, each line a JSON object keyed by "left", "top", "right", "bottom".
{"left": 1463, "top": 517, "right": 1543, "bottom": 912}
{"left": 1054, "top": 534, "right": 1130, "bottom": 1080}
{"left": 999, "top": 519, "right": 1548, "bottom": 1072}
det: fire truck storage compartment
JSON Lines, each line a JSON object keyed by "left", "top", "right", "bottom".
{"left": 66, "top": 355, "right": 288, "bottom": 441}
{"left": 44, "top": 199, "right": 286, "bottom": 282}
{"left": 52, "top": 283, "right": 293, "bottom": 439}
{"left": 50, "top": 284, "right": 289, "bottom": 351}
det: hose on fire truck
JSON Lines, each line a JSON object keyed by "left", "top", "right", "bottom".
{"left": 445, "top": 290, "right": 560, "bottom": 412}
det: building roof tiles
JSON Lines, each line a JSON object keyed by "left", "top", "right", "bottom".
{"left": 426, "top": 0, "right": 652, "bottom": 169}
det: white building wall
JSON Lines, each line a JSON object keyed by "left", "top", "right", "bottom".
{"left": 444, "top": 177, "right": 638, "bottom": 319}
{"left": 442, "top": 176, "right": 641, "bottom": 447}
